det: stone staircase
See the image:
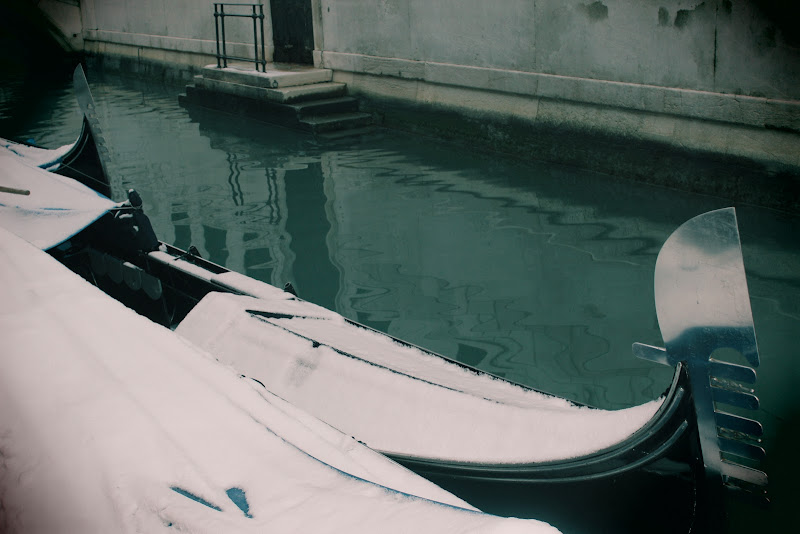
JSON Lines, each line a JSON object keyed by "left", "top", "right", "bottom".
{"left": 179, "top": 64, "right": 374, "bottom": 137}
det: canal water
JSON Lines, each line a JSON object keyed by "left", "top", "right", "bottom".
{"left": 1, "top": 67, "right": 797, "bottom": 532}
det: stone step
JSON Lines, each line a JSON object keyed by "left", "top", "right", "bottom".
{"left": 195, "top": 77, "right": 347, "bottom": 104}
{"left": 183, "top": 67, "right": 375, "bottom": 136}
{"left": 274, "top": 83, "right": 349, "bottom": 104}
{"left": 201, "top": 64, "right": 332, "bottom": 89}
{"left": 180, "top": 86, "right": 296, "bottom": 124}
{"left": 299, "top": 112, "right": 374, "bottom": 134}
{"left": 290, "top": 97, "right": 360, "bottom": 118}
{"left": 181, "top": 86, "right": 374, "bottom": 135}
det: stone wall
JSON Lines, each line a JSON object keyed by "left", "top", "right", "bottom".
{"left": 317, "top": 1, "right": 799, "bottom": 131}
{"left": 71, "top": 0, "right": 800, "bottom": 132}
{"left": 320, "top": 1, "right": 798, "bottom": 99}
{"left": 79, "top": 0, "right": 273, "bottom": 75}
{"left": 35, "top": 0, "right": 84, "bottom": 52}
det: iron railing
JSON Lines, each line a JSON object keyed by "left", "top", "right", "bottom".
{"left": 214, "top": 3, "right": 267, "bottom": 71}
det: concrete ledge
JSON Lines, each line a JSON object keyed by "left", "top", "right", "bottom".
{"left": 321, "top": 51, "right": 800, "bottom": 133}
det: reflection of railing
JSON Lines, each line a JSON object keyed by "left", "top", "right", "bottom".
{"left": 213, "top": 3, "right": 267, "bottom": 72}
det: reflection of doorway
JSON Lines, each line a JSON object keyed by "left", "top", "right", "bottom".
{"left": 283, "top": 162, "right": 340, "bottom": 311}
{"left": 270, "top": 0, "right": 314, "bottom": 64}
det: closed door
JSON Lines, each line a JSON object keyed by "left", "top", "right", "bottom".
{"left": 270, "top": 0, "right": 314, "bottom": 64}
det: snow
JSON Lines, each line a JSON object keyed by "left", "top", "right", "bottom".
{"left": 176, "top": 291, "right": 664, "bottom": 464}
{"left": 0, "top": 227, "right": 560, "bottom": 534}
{"left": 0, "top": 147, "right": 115, "bottom": 250}
{"left": 0, "top": 137, "right": 75, "bottom": 171}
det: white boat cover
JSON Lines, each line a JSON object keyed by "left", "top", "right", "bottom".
{"left": 176, "top": 291, "right": 664, "bottom": 464}
{"left": 0, "top": 137, "right": 75, "bottom": 171}
{"left": 0, "top": 227, "right": 559, "bottom": 533}
{"left": 0, "top": 146, "right": 115, "bottom": 250}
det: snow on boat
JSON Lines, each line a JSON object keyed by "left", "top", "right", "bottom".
{"left": 0, "top": 147, "right": 115, "bottom": 250}
{"left": 0, "top": 66, "right": 768, "bottom": 533}
{"left": 0, "top": 225, "right": 559, "bottom": 534}
{"left": 0, "top": 137, "right": 74, "bottom": 171}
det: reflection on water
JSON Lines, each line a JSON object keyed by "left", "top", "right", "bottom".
{"left": 3, "top": 69, "right": 799, "bottom": 531}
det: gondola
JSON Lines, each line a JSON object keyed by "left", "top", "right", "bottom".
{"left": 0, "top": 222, "right": 562, "bottom": 534}
{"left": 1, "top": 67, "right": 768, "bottom": 533}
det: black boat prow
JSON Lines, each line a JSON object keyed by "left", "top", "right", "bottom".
{"left": 390, "top": 362, "right": 699, "bottom": 532}
{"left": 53, "top": 66, "right": 113, "bottom": 198}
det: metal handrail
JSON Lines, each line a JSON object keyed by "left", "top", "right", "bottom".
{"left": 214, "top": 3, "right": 267, "bottom": 72}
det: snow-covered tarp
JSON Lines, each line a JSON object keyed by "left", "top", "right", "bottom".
{"left": 0, "top": 227, "right": 560, "bottom": 533}
{"left": 0, "top": 137, "right": 75, "bottom": 171}
{"left": 0, "top": 146, "right": 114, "bottom": 250}
{"left": 176, "top": 291, "right": 664, "bottom": 464}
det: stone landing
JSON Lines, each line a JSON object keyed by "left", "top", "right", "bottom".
{"left": 179, "top": 64, "right": 374, "bottom": 137}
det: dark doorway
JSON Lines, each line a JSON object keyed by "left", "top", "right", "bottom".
{"left": 270, "top": 0, "right": 314, "bottom": 64}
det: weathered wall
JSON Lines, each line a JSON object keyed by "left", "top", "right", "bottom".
{"left": 36, "top": 0, "right": 84, "bottom": 52}
{"left": 317, "top": 1, "right": 799, "bottom": 127}
{"left": 319, "top": 0, "right": 800, "bottom": 98}
{"left": 78, "top": 0, "right": 272, "bottom": 74}
{"left": 72, "top": 0, "right": 800, "bottom": 130}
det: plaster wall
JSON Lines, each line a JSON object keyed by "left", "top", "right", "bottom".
{"left": 316, "top": 0, "right": 800, "bottom": 141}
{"left": 319, "top": 0, "right": 799, "bottom": 100}
{"left": 37, "top": 0, "right": 84, "bottom": 51}
{"left": 74, "top": 1, "right": 799, "bottom": 131}
{"left": 79, "top": 0, "right": 273, "bottom": 70}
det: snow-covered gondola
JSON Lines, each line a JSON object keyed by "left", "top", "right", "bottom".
{"left": 0, "top": 66, "right": 768, "bottom": 533}
{"left": 0, "top": 224, "right": 562, "bottom": 534}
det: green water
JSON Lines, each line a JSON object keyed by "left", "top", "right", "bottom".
{"left": 2, "top": 68, "right": 797, "bottom": 532}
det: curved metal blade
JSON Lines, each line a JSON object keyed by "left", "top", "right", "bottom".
{"left": 654, "top": 207, "right": 759, "bottom": 368}
{"left": 652, "top": 207, "right": 766, "bottom": 492}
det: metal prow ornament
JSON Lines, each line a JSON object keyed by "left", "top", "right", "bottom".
{"left": 633, "top": 208, "right": 767, "bottom": 504}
